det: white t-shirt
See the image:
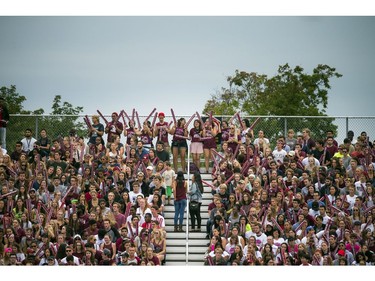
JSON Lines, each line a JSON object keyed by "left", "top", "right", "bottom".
{"left": 346, "top": 194, "right": 357, "bottom": 210}
{"left": 272, "top": 148, "right": 287, "bottom": 163}
{"left": 21, "top": 137, "right": 37, "bottom": 153}
{"left": 301, "top": 157, "right": 320, "bottom": 167}
{"left": 354, "top": 181, "right": 366, "bottom": 197}
{"left": 129, "top": 190, "right": 143, "bottom": 203}
{"left": 243, "top": 245, "right": 262, "bottom": 259}
{"left": 163, "top": 169, "right": 175, "bottom": 187}
{"left": 245, "top": 231, "right": 267, "bottom": 250}
{"left": 60, "top": 255, "right": 80, "bottom": 265}
{"left": 253, "top": 137, "right": 270, "bottom": 147}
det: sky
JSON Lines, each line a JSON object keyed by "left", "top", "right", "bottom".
{"left": 1, "top": 15, "right": 375, "bottom": 120}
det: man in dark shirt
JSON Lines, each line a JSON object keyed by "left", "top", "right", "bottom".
{"left": 155, "top": 141, "right": 170, "bottom": 162}
{"left": 10, "top": 141, "right": 24, "bottom": 162}
{"left": 312, "top": 139, "right": 331, "bottom": 166}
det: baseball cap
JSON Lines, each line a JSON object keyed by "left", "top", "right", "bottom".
{"left": 158, "top": 112, "right": 165, "bottom": 117}
{"left": 306, "top": 226, "right": 314, "bottom": 232}
{"left": 337, "top": 249, "right": 345, "bottom": 256}
{"left": 73, "top": 234, "right": 82, "bottom": 240}
{"left": 120, "top": 252, "right": 129, "bottom": 258}
{"left": 146, "top": 166, "right": 153, "bottom": 170}
{"left": 103, "top": 248, "right": 111, "bottom": 256}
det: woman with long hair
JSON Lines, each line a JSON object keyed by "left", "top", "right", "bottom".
{"left": 172, "top": 171, "right": 187, "bottom": 232}
{"left": 261, "top": 243, "right": 276, "bottom": 265}
{"left": 189, "top": 119, "right": 205, "bottom": 171}
{"left": 72, "top": 237, "right": 86, "bottom": 260}
{"left": 120, "top": 190, "right": 131, "bottom": 213}
{"left": 202, "top": 119, "right": 218, "bottom": 173}
{"left": 14, "top": 185, "right": 28, "bottom": 202}
{"left": 170, "top": 117, "right": 189, "bottom": 173}
{"left": 12, "top": 198, "right": 27, "bottom": 220}
{"left": 188, "top": 172, "right": 203, "bottom": 232}
{"left": 150, "top": 229, "right": 167, "bottom": 264}
{"left": 150, "top": 192, "right": 164, "bottom": 215}
{"left": 68, "top": 212, "right": 82, "bottom": 237}
{"left": 20, "top": 212, "right": 33, "bottom": 230}
{"left": 147, "top": 148, "right": 159, "bottom": 167}
{"left": 99, "top": 233, "right": 117, "bottom": 261}
{"left": 82, "top": 248, "right": 97, "bottom": 265}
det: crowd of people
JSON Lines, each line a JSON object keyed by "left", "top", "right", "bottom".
{"left": 202, "top": 126, "right": 375, "bottom": 266}
{"left": 0, "top": 108, "right": 374, "bottom": 266}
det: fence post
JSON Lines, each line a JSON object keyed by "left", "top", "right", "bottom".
{"left": 35, "top": 116, "right": 39, "bottom": 138}
{"left": 346, "top": 117, "right": 349, "bottom": 136}
{"left": 284, "top": 117, "right": 288, "bottom": 138}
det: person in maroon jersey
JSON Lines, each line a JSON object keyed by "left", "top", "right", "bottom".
{"left": 124, "top": 119, "right": 137, "bottom": 146}
{"left": 137, "top": 120, "right": 153, "bottom": 149}
{"left": 153, "top": 112, "right": 172, "bottom": 153}
{"left": 144, "top": 246, "right": 160, "bottom": 265}
{"left": 104, "top": 112, "right": 123, "bottom": 144}
{"left": 170, "top": 118, "right": 188, "bottom": 172}
{"left": 227, "top": 124, "right": 241, "bottom": 156}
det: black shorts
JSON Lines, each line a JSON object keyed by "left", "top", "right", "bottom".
{"left": 171, "top": 140, "right": 188, "bottom": 149}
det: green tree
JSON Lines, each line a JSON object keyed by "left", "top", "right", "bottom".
{"left": 203, "top": 64, "right": 342, "bottom": 143}
{"left": 36, "top": 95, "right": 85, "bottom": 140}
{"left": 0, "top": 85, "right": 85, "bottom": 148}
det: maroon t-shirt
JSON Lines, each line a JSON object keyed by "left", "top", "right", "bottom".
{"left": 106, "top": 121, "right": 123, "bottom": 142}
{"left": 190, "top": 127, "right": 203, "bottom": 143}
{"left": 126, "top": 128, "right": 136, "bottom": 145}
{"left": 156, "top": 121, "right": 169, "bottom": 144}
{"left": 173, "top": 127, "right": 186, "bottom": 142}
{"left": 175, "top": 181, "right": 187, "bottom": 201}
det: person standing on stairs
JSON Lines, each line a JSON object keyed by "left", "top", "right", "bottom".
{"left": 172, "top": 171, "right": 188, "bottom": 232}
{"left": 188, "top": 172, "right": 203, "bottom": 232}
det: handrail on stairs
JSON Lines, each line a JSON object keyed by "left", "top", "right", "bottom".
{"left": 185, "top": 142, "right": 190, "bottom": 265}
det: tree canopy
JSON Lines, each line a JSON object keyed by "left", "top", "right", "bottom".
{"left": 203, "top": 63, "right": 342, "bottom": 141}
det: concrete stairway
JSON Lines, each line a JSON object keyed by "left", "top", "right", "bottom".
{"left": 164, "top": 172, "right": 213, "bottom": 265}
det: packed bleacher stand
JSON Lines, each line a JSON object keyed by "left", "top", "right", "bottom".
{"left": 0, "top": 110, "right": 374, "bottom": 266}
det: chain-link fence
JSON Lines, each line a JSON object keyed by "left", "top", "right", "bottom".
{"left": 6, "top": 114, "right": 375, "bottom": 151}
